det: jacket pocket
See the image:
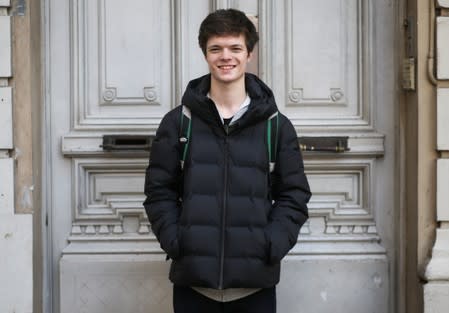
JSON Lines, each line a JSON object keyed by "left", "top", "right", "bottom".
{"left": 164, "top": 237, "right": 180, "bottom": 261}
{"left": 248, "top": 227, "right": 270, "bottom": 263}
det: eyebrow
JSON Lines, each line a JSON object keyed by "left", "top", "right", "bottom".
{"left": 207, "top": 44, "right": 245, "bottom": 50}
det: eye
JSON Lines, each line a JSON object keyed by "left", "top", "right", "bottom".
{"left": 208, "top": 47, "right": 221, "bottom": 53}
{"left": 230, "top": 45, "right": 245, "bottom": 52}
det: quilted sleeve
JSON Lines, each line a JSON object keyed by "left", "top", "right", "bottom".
{"left": 264, "top": 116, "right": 311, "bottom": 264}
{"left": 143, "top": 108, "right": 182, "bottom": 260}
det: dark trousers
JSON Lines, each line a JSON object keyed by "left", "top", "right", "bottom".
{"left": 173, "top": 285, "right": 276, "bottom": 313}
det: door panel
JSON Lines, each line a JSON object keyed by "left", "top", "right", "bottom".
{"left": 45, "top": 0, "right": 397, "bottom": 312}
{"left": 270, "top": 0, "right": 374, "bottom": 128}
{"left": 72, "top": 0, "right": 173, "bottom": 129}
{"left": 286, "top": 0, "right": 363, "bottom": 125}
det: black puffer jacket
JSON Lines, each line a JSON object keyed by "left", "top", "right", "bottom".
{"left": 144, "top": 73, "right": 311, "bottom": 289}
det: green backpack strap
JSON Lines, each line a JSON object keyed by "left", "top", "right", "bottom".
{"left": 267, "top": 111, "right": 279, "bottom": 173}
{"left": 179, "top": 105, "right": 192, "bottom": 170}
{"left": 180, "top": 107, "right": 277, "bottom": 172}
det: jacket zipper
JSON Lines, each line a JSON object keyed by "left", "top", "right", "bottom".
{"left": 219, "top": 125, "right": 229, "bottom": 289}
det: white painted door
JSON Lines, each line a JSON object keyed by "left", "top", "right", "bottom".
{"left": 44, "top": 0, "right": 398, "bottom": 312}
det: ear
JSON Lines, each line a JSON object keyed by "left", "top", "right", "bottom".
{"left": 247, "top": 51, "right": 253, "bottom": 62}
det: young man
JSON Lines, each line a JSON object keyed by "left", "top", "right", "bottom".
{"left": 144, "top": 9, "right": 311, "bottom": 313}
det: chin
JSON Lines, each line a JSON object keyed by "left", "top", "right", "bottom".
{"left": 215, "top": 74, "right": 244, "bottom": 83}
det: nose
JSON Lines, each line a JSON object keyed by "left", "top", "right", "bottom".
{"left": 220, "top": 48, "right": 232, "bottom": 60}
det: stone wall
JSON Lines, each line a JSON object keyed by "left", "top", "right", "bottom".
{"left": 0, "top": 1, "right": 33, "bottom": 312}
{"left": 424, "top": 1, "right": 449, "bottom": 313}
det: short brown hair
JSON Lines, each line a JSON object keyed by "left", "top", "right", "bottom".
{"left": 198, "top": 9, "right": 259, "bottom": 56}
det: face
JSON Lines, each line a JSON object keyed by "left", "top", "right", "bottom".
{"left": 205, "top": 34, "right": 252, "bottom": 86}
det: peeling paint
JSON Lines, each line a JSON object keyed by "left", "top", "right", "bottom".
{"left": 320, "top": 291, "right": 328, "bottom": 302}
{"left": 12, "top": 0, "right": 26, "bottom": 16}
{"left": 20, "top": 185, "right": 33, "bottom": 210}
{"left": 11, "top": 147, "right": 22, "bottom": 160}
{"left": 4, "top": 232, "right": 12, "bottom": 239}
{"left": 372, "top": 273, "right": 383, "bottom": 288}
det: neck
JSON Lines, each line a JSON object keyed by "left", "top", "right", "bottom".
{"left": 209, "top": 77, "right": 247, "bottom": 118}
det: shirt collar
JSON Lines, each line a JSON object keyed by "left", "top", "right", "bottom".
{"left": 208, "top": 93, "right": 251, "bottom": 125}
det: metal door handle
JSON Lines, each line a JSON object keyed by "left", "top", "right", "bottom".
{"left": 299, "top": 137, "right": 349, "bottom": 152}
{"left": 100, "top": 135, "right": 348, "bottom": 153}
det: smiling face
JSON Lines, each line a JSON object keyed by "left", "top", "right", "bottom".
{"left": 205, "top": 34, "right": 252, "bottom": 87}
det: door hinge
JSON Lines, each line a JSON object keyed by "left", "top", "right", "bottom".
{"left": 11, "top": 0, "right": 26, "bottom": 16}
{"left": 403, "top": 17, "right": 416, "bottom": 91}
{"left": 402, "top": 57, "right": 416, "bottom": 91}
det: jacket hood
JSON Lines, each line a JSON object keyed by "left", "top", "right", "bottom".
{"left": 181, "top": 73, "right": 278, "bottom": 131}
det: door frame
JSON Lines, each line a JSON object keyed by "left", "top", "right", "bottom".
{"left": 37, "top": 0, "right": 412, "bottom": 312}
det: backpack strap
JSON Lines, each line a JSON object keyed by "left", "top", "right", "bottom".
{"left": 267, "top": 111, "right": 279, "bottom": 173}
{"left": 179, "top": 107, "right": 278, "bottom": 172}
{"left": 179, "top": 105, "right": 192, "bottom": 170}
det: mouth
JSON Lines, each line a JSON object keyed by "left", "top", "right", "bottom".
{"left": 218, "top": 65, "right": 236, "bottom": 70}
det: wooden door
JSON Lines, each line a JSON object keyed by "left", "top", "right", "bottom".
{"left": 43, "top": 0, "right": 398, "bottom": 312}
